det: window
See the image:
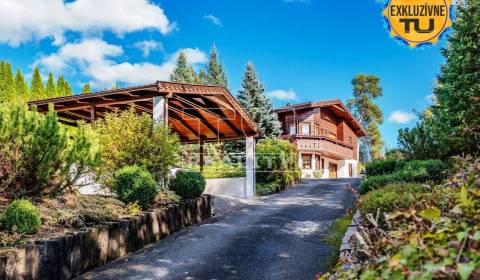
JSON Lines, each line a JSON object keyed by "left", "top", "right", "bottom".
{"left": 315, "top": 155, "right": 321, "bottom": 170}
{"left": 301, "top": 123, "right": 311, "bottom": 135}
{"left": 315, "top": 124, "right": 320, "bottom": 135}
{"left": 348, "top": 136, "right": 353, "bottom": 145}
{"left": 321, "top": 158, "right": 325, "bottom": 169}
{"left": 302, "top": 154, "right": 312, "bottom": 169}
{"left": 348, "top": 163, "right": 353, "bottom": 177}
{"left": 289, "top": 124, "right": 296, "bottom": 135}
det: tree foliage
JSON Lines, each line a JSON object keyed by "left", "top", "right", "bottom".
{"left": 14, "top": 69, "right": 29, "bottom": 98}
{"left": 82, "top": 83, "right": 91, "bottom": 94}
{"left": 237, "top": 62, "right": 281, "bottom": 138}
{"left": 92, "top": 107, "right": 181, "bottom": 188}
{"left": 169, "top": 52, "right": 199, "bottom": 84}
{"left": 0, "top": 103, "right": 100, "bottom": 198}
{"left": 45, "top": 72, "right": 57, "bottom": 98}
{"left": 398, "top": 0, "right": 480, "bottom": 159}
{"left": 30, "top": 67, "right": 45, "bottom": 101}
{"left": 347, "top": 74, "right": 384, "bottom": 162}
{"left": 205, "top": 44, "right": 229, "bottom": 87}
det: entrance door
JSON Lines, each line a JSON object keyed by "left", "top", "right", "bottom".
{"left": 329, "top": 163, "right": 337, "bottom": 178}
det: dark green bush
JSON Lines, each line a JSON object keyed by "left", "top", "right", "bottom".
{"left": 360, "top": 159, "right": 446, "bottom": 194}
{"left": 365, "top": 159, "right": 406, "bottom": 176}
{"left": 170, "top": 171, "right": 206, "bottom": 199}
{"left": 114, "top": 165, "right": 157, "bottom": 209}
{"left": 360, "top": 183, "right": 428, "bottom": 216}
{"left": 5, "top": 199, "right": 41, "bottom": 234}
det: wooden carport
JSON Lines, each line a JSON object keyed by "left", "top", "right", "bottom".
{"left": 28, "top": 81, "right": 258, "bottom": 197}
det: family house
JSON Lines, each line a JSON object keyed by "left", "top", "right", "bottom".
{"left": 274, "top": 100, "right": 366, "bottom": 179}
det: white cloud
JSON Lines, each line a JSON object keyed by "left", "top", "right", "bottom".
{"left": 36, "top": 39, "right": 207, "bottom": 88}
{"left": 0, "top": 0, "right": 174, "bottom": 46}
{"left": 388, "top": 110, "right": 416, "bottom": 124}
{"left": 134, "top": 40, "right": 164, "bottom": 57}
{"left": 203, "top": 14, "right": 223, "bottom": 26}
{"left": 266, "top": 89, "right": 298, "bottom": 101}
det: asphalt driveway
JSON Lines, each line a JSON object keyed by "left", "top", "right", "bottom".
{"left": 78, "top": 179, "right": 358, "bottom": 280}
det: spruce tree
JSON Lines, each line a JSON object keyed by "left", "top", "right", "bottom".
{"left": 0, "top": 62, "right": 16, "bottom": 102}
{"left": 64, "top": 80, "right": 73, "bottom": 96}
{"left": 56, "top": 76, "right": 65, "bottom": 97}
{"left": 45, "top": 73, "right": 57, "bottom": 98}
{"left": 237, "top": 62, "right": 281, "bottom": 138}
{"left": 431, "top": 0, "right": 480, "bottom": 156}
{"left": 169, "top": 52, "right": 198, "bottom": 84}
{"left": 30, "top": 67, "right": 45, "bottom": 100}
{"left": 82, "top": 83, "right": 91, "bottom": 94}
{"left": 14, "top": 69, "right": 29, "bottom": 99}
{"left": 205, "top": 44, "right": 228, "bottom": 88}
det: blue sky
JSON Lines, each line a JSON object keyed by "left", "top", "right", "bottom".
{"left": 0, "top": 0, "right": 447, "bottom": 148}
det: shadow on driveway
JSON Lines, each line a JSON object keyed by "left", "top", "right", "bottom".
{"left": 78, "top": 179, "right": 358, "bottom": 280}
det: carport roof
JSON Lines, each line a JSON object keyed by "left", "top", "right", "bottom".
{"left": 28, "top": 81, "right": 259, "bottom": 143}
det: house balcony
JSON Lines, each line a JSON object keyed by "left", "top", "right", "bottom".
{"left": 289, "top": 135, "right": 355, "bottom": 159}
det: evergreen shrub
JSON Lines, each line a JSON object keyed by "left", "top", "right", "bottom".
{"left": 114, "top": 166, "right": 157, "bottom": 209}
{"left": 5, "top": 199, "right": 41, "bottom": 234}
{"left": 170, "top": 171, "right": 205, "bottom": 199}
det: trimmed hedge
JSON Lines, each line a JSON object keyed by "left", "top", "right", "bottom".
{"left": 114, "top": 165, "right": 157, "bottom": 209}
{"left": 360, "top": 159, "right": 445, "bottom": 194}
{"left": 4, "top": 199, "right": 41, "bottom": 234}
{"left": 360, "top": 183, "right": 428, "bottom": 217}
{"left": 365, "top": 159, "right": 406, "bottom": 176}
{"left": 170, "top": 171, "right": 206, "bottom": 199}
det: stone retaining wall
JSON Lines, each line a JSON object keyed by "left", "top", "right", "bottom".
{"left": 0, "top": 195, "right": 212, "bottom": 280}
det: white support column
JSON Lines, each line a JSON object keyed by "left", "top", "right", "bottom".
{"left": 153, "top": 96, "right": 168, "bottom": 123}
{"left": 245, "top": 137, "right": 256, "bottom": 197}
{"left": 311, "top": 154, "right": 316, "bottom": 171}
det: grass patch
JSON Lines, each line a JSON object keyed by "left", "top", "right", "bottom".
{"left": 323, "top": 211, "right": 353, "bottom": 270}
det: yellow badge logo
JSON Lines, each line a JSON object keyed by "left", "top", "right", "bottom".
{"left": 383, "top": 0, "right": 453, "bottom": 47}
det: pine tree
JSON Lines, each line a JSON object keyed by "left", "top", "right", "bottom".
{"left": 56, "top": 76, "right": 65, "bottom": 97}
{"left": 30, "top": 67, "right": 45, "bottom": 101}
{"left": 82, "top": 83, "right": 91, "bottom": 94}
{"left": 45, "top": 72, "right": 57, "bottom": 98}
{"left": 14, "top": 69, "right": 29, "bottom": 98}
{"left": 205, "top": 44, "right": 228, "bottom": 88}
{"left": 169, "top": 52, "right": 199, "bottom": 84}
{"left": 347, "top": 74, "right": 384, "bottom": 162}
{"left": 237, "top": 62, "right": 281, "bottom": 138}
{"left": 430, "top": 0, "right": 480, "bottom": 156}
{"left": 63, "top": 80, "right": 73, "bottom": 96}
{"left": 0, "top": 62, "right": 16, "bottom": 102}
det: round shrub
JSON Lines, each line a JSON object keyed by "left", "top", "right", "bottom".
{"left": 170, "top": 171, "right": 206, "bottom": 199}
{"left": 5, "top": 199, "right": 41, "bottom": 234}
{"left": 114, "top": 165, "right": 157, "bottom": 209}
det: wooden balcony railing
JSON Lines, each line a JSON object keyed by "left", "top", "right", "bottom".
{"left": 294, "top": 135, "right": 354, "bottom": 159}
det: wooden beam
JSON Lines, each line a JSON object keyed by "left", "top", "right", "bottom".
{"left": 169, "top": 103, "right": 220, "bottom": 138}
{"left": 173, "top": 96, "right": 244, "bottom": 136}
{"left": 36, "top": 94, "right": 158, "bottom": 113}
{"left": 169, "top": 110, "right": 201, "bottom": 139}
